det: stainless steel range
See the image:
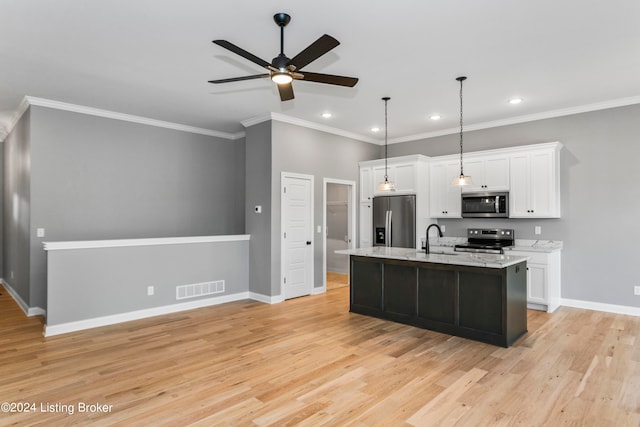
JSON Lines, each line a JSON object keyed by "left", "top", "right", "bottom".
{"left": 454, "top": 228, "right": 515, "bottom": 254}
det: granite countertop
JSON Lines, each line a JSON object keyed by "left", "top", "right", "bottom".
{"left": 335, "top": 246, "right": 529, "bottom": 269}
{"left": 508, "top": 239, "right": 563, "bottom": 253}
{"left": 424, "top": 237, "right": 563, "bottom": 253}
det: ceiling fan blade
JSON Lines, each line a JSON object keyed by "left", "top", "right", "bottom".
{"left": 277, "top": 83, "right": 295, "bottom": 101}
{"left": 212, "top": 40, "right": 272, "bottom": 69}
{"left": 208, "top": 74, "right": 270, "bottom": 84}
{"left": 288, "top": 34, "right": 340, "bottom": 70}
{"left": 300, "top": 72, "right": 359, "bottom": 87}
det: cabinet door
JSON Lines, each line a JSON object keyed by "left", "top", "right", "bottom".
{"left": 430, "top": 161, "right": 461, "bottom": 217}
{"left": 461, "top": 158, "right": 485, "bottom": 193}
{"left": 508, "top": 153, "right": 531, "bottom": 217}
{"left": 529, "top": 150, "right": 556, "bottom": 217}
{"left": 351, "top": 259, "right": 382, "bottom": 313}
{"left": 458, "top": 271, "right": 503, "bottom": 335}
{"left": 417, "top": 267, "right": 456, "bottom": 325}
{"left": 484, "top": 156, "right": 510, "bottom": 190}
{"left": 527, "top": 264, "right": 547, "bottom": 304}
{"left": 509, "top": 149, "right": 559, "bottom": 218}
{"left": 359, "top": 167, "right": 373, "bottom": 203}
{"left": 393, "top": 162, "right": 417, "bottom": 193}
{"left": 358, "top": 203, "right": 372, "bottom": 247}
{"left": 372, "top": 166, "right": 392, "bottom": 193}
{"left": 384, "top": 264, "right": 417, "bottom": 321}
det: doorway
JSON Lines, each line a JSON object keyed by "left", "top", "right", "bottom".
{"left": 323, "top": 178, "right": 356, "bottom": 291}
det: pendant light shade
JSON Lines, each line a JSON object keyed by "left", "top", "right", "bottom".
{"left": 376, "top": 96, "right": 396, "bottom": 192}
{"left": 452, "top": 76, "right": 473, "bottom": 187}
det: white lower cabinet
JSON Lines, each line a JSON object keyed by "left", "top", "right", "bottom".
{"left": 507, "top": 249, "right": 561, "bottom": 312}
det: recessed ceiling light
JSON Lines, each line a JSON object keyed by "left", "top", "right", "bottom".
{"left": 430, "top": 114, "right": 441, "bottom": 120}
{"left": 321, "top": 112, "right": 332, "bottom": 118}
{"left": 371, "top": 127, "right": 380, "bottom": 132}
{"left": 509, "top": 97, "right": 523, "bottom": 105}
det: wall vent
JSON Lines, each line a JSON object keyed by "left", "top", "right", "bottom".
{"left": 176, "top": 280, "right": 225, "bottom": 300}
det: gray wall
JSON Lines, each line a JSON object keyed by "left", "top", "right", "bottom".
{"left": 387, "top": 103, "right": 640, "bottom": 307}
{"left": 244, "top": 121, "right": 272, "bottom": 297}
{"left": 46, "top": 239, "right": 249, "bottom": 327}
{"left": 270, "top": 121, "right": 380, "bottom": 294}
{"left": 2, "top": 108, "right": 31, "bottom": 304}
{"left": 4, "top": 105, "right": 246, "bottom": 311}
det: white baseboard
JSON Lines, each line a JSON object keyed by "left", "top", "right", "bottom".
{"left": 561, "top": 298, "right": 640, "bottom": 317}
{"left": 1, "top": 279, "right": 46, "bottom": 317}
{"left": 249, "top": 292, "right": 283, "bottom": 304}
{"left": 44, "top": 291, "right": 252, "bottom": 337}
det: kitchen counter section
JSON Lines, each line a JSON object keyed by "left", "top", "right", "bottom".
{"left": 340, "top": 247, "right": 528, "bottom": 347}
{"left": 336, "top": 246, "right": 529, "bottom": 269}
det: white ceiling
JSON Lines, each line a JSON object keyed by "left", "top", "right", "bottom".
{"left": 2, "top": 0, "right": 639, "bottom": 143}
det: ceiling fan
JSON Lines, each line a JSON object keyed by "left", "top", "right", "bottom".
{"left": 208, "top": 13, "right": 359, "bottom": 101}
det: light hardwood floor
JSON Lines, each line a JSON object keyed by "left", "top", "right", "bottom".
{"left": 1, "top": 283, "right": 639, "bottom": 426}
{"left": 326, "top": 272, "right": 349, "bottom": 290}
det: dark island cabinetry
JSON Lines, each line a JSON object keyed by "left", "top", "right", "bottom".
{"left": 349, "top": 255, "right": 527, "bottom": 347}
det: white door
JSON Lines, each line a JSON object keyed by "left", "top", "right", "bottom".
{"left": 282, "top": 174, "right": 314, "bottom": 300}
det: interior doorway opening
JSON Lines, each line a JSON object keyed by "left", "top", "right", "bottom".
{"left": 323, "top": 179, "right": 356, "bottom": 291}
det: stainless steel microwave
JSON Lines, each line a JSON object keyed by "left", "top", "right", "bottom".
{"left": 461, "top": 192, "right": 509, "bottom": 218}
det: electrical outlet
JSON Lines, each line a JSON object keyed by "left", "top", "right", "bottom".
{"left": 441, "top": 225, "right": 446, "bottom": 233}
{"left": 534, "top": 226, "right": 542, "bottom": 235}
{"left": 147, "top": 286, "right": 155, "bottom": 296}
{"left": 11, "top": 271, "right": 14, "bottom": 279}
{"left": 37, "top": 228, "right": 45, "bottom": 237}
{"left": 634, "top": 286, "right": 640, "bottom": 296}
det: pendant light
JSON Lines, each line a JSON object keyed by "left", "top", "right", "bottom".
{"left": 452, "top": 76, "right": 473, "bottom": 186}
{"left": 376, "top": 96, "right": 396, "bottom": 192}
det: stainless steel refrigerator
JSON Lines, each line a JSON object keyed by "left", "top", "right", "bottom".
{"left": 372, "top": 194, "right": 416, "bottom": 248}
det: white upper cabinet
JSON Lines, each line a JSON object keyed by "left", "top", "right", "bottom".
{"left": 372, "top": 161, "right": 418, "bottom": 195}
{"left": 429, "top": 160, "right": 462, "bottom": 218}
{"left": 509, "top": 143, "right": 561, "bottom": 218}
{"left": 461, "top": 154, "right": 510, "bottom": 193}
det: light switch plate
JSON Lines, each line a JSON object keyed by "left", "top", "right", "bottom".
{"left": 37, "top": 228, "right": 45, "bottom": 237}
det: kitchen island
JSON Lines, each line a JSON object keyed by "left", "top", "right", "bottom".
{"left": 335, "top": 247, "right": 529, "bottom": 347}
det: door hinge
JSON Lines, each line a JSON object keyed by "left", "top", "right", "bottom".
{"left": 284, "top": 277, "right": 286, "bottom": 284}
{"left": 284, "top": 232, "right": 287, "bottom": 239}
{"left": 283, "top": 186, "right": 287, "bottom": 194}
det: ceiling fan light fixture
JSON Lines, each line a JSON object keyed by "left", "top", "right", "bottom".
{"left": 271, "top": 72, "right": 293, "bottom": 85}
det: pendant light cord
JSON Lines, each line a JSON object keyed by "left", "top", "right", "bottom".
{"left": 383, "top": 97, "right": 390, "bottom": 181}
{"left": 459, "top": 78, "right": 464, "bottom": 176}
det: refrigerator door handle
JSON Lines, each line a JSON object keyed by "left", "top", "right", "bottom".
{"left": 386, "top": 210, "right": 392, "bottom": 247}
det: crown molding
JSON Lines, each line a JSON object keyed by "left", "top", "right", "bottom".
{"left": 390, "top": 95, "right": 640, "bottom": 144}
{"left": 21, "top": 97, "right": 245, "bottom": 140}
{"left": 242, "top": 112, "right": 380, "bottom": 144}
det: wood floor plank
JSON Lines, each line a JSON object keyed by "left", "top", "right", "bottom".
{"left": 2, "top": 283, "right": 640, "bottom": 426}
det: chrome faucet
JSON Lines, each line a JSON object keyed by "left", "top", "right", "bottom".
{"left": 425, "top": 224, "right": 443, "bottom": 254}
